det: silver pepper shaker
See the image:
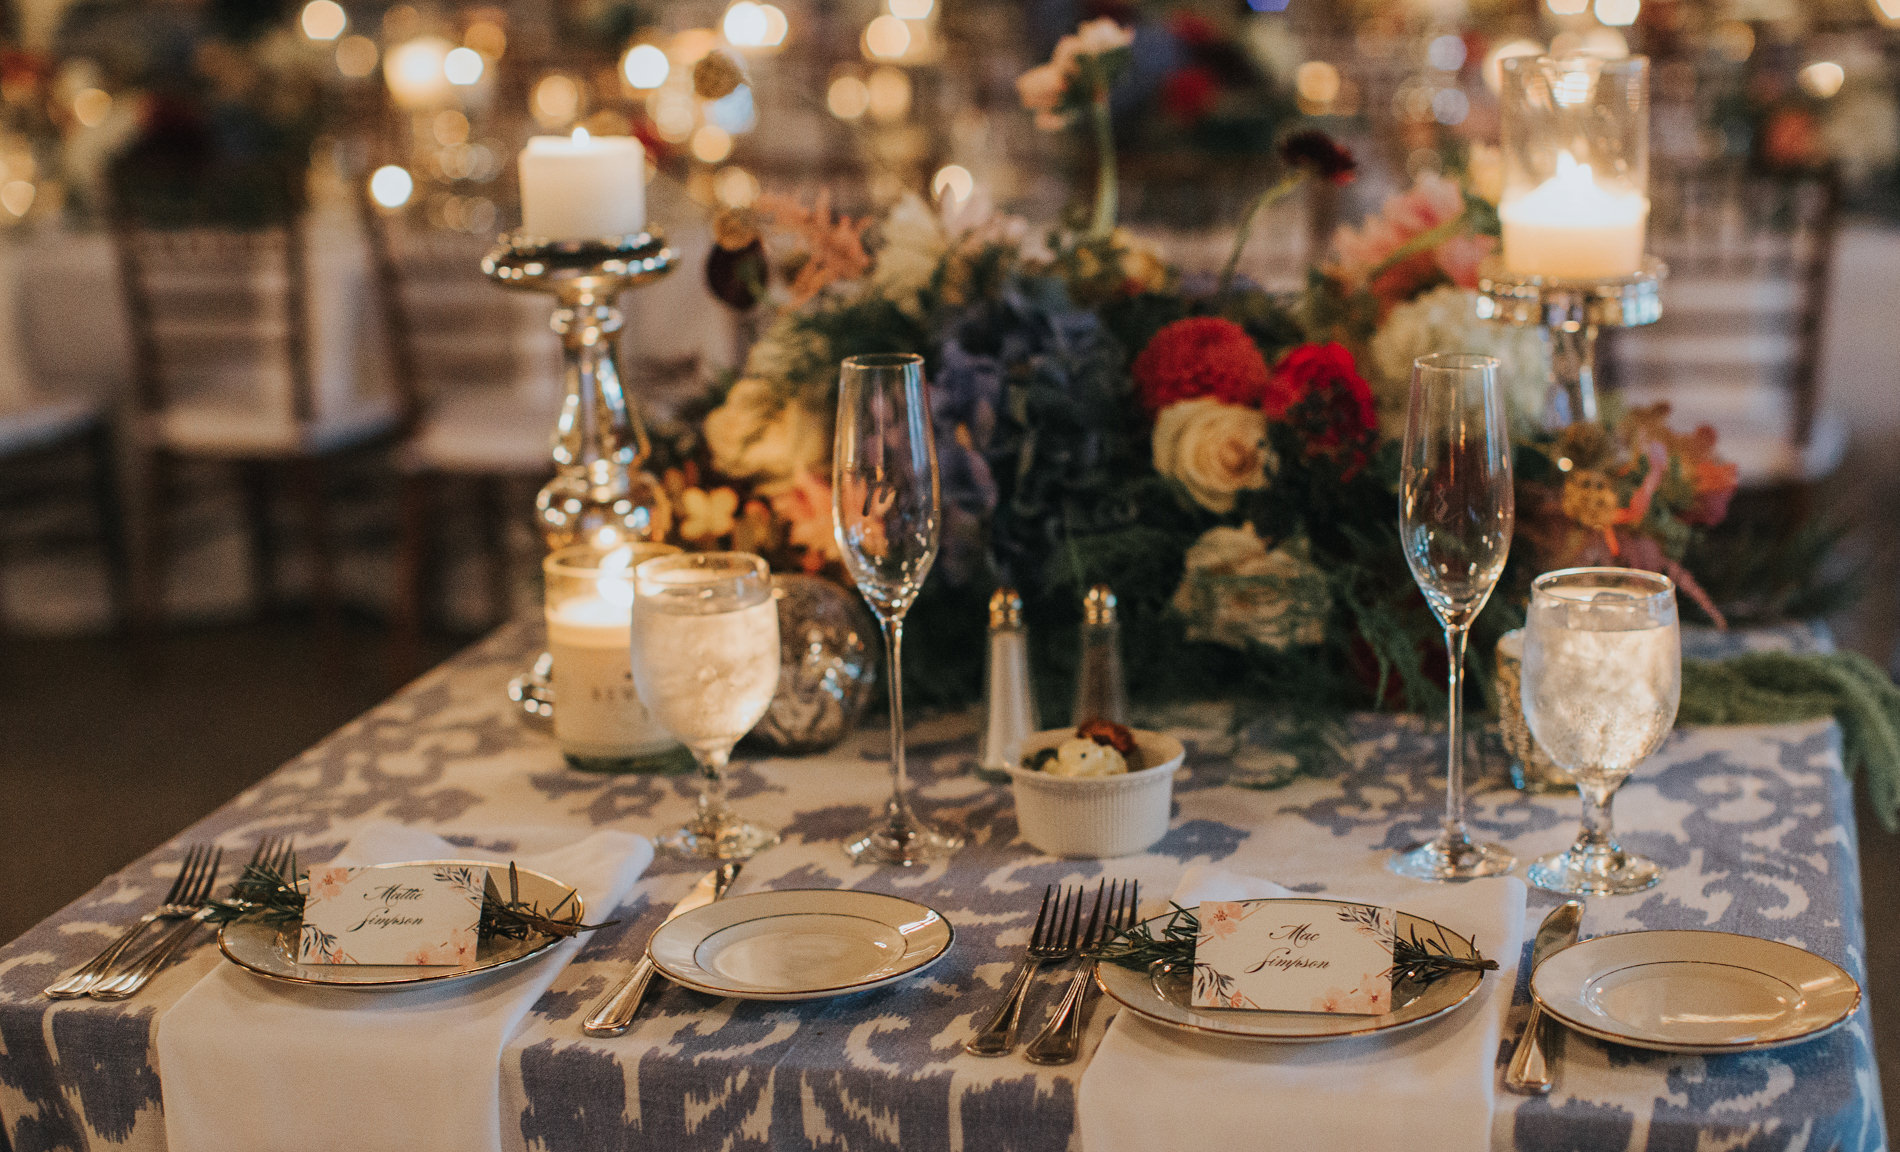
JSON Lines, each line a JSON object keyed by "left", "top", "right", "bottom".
{"left": 979, "top": 588, "right": 1038, "bottom": 773}
{"left": 1071, "top": 584, "right": 1128, "bottom": 727}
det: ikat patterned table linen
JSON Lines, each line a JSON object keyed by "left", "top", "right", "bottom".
{"left": 0, "top": 621, "right": 1882, "bottom": 1152}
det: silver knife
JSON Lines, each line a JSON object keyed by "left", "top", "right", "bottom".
{"left": 1505, "top": 900, "right": 1584, "bottom": 1094}
{"left": 583, "top": 860, "right": 743, "bottom": 1037}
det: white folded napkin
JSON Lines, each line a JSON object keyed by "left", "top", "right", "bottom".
{"left": 1079, "top": 867, "right": 1527, "bottom": 1152}
{"left": 156, "top": 822, "right": 652, "bottom": 1152}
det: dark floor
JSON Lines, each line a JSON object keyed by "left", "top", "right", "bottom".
{"left": 1, "top": 611, "right": 1896, "bottom": 1115}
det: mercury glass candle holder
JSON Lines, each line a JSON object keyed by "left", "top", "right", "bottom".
{"left": 1480, "top": 55, "right": 1663, "bottom": 428}
{"left": 484, "top": 230, "right": 676, "bottom": 723}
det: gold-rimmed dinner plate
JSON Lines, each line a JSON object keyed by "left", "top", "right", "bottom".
{"left": 1530, "top": 929, "right": 1861, "bottom": 1054}
{"left": 1093, "top": 902, "right": 1488, "bottom": 1042}
{"left": 648, "top": 889, "right": 953, "bottom": 1001}
{"left": 218, "top": 860, "right": 580, "bottom": 991}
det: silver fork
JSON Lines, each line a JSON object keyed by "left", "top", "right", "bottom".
{"left": 966, "top": 885, "right": 1086, "bottom": 1056}
{"left": 1026, "top": 879, "right": 1138, "bottom": 1065}
{"left": 45, "top": 845, "right": 218, "bottom": 999}
{"left": 90, "top": 837, "right": 290, "bottom": 1000}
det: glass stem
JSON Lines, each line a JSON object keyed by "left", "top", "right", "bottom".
{"left": 1576, "top": 779, "right": 1618, "bottom": 852}
{"left": 1442, "top": 624, "right": 1471, "bottom": 842}
{"left": 882, "top": 615, "right": 913, "bottom": 824}
{"left": 694, "top": 746, "right": 731, "bottom": 831}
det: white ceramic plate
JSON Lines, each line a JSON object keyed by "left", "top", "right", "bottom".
{"left": 648, "top": 889, "right": 953, "bottom": 1001}
{"left": 1094, "top": 901, "right": 1488, "bottom": 1042}
{"left": 219, "top": 860, "right": 579, "bottom": 991}
{"left": 1531, "top": 929, "right": 1862, "bottom": 1054}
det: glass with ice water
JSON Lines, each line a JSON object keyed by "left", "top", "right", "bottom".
{"left": 1522, "top": 567, "right": 1680, "bottom": 895}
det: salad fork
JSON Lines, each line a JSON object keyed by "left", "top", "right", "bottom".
{"left": 966, "top": 885, "right": 1085, "bottom": 1056}
{"left": 1026, "top": 879, "right": 1139, "bottom": 1065}
{"left": 44, "top": 844, "right": 218, "bottom": 999}
{"left": 91, "top": 836, "right": 291, "bottom": 1000}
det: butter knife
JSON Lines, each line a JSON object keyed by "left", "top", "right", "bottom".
{"left": 583, "top": 860, "right": 743, "bottom": 1037}
{"left": 1505, "top": 900, "right": 1584, "bottom": 1095}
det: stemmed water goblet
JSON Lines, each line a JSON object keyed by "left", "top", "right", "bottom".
{"left": 629, "top": 552, "right": 782, "bottom": 859}
{"left": 832, "top": 354, "right": 963, "bottom": 866}
{"left": 1522, "top": 567, "right": 1680, "bottom": 895}
{"left": 1390, "top": 353, "right": 1518, "bottom": 881}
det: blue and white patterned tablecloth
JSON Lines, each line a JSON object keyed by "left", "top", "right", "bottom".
{"left": 0, "top": 622, "right": 1883, "bottom": 1152}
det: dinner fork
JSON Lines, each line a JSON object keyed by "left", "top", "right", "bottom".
{"left": 91, "top": 836, "right": 291, "bottom": 1000}
{"left": 966, "top": 885, "right": 1085, "bottom": 1056}
{"left": 1025, "top": 879, "right": 1139, "bottom": 1066}
{"left": 44, "top": 845, "right": 219, "bottom": 999}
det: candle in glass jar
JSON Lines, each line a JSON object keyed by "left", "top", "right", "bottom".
{"left": 517, "top": 130, "right": 646, "bottom": 241}
{"left": 545, "top": 544, "right": 677, "bottom": 766}
{"left": 1500, "top": 151, "right": 1648, "bottom": 281}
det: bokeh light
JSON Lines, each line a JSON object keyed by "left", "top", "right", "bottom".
{"left": 1594, "top": 0, "right": 1640, "bottom": 27}
{"left": 72, "top": 89, "right": 110, "bottom": 128}
{"left": 533, "top": 74, "right": 581, "bottom": 128}
{"left": 1800, "top": 60, "right": 1846, "bottom": 98}
{"left": 444, "top": 47, "right": 484, "bottom": 85}
{"left": 889, "top": 0, "right": 934, "bottom": 16}
{"left": 1, "top": 181, "right": 34, "bottom": 217}
{"left": 932, "top": 163, "right": 973, "bottom": 207}
{"left": 723, "top": 2, "right": 770, "bottom": 48}
{"left": 336, "top": 36, "right": 378, "bottom": 78}
{"left": 827, "top": 75, "right": 870, "bottom": 120}
{"left": 691, "top": 124, "right": 733, "bottom": 163}
{"left": 714, "top": 166, "right": 760, "bottom": 207}
{"left": 369, "top": 166, "right": 414, "bottom": 209}
{"left": 623, "top": 44, "right": 669, "bottom": 89}
{"left": 867, "top": 66, "right": 911, "bottom": 121}
{"left": 300, "top": 0, "right": 347, "bottom": 40}
{"left": 386, "top": 37, "right": 451, "bottom": 108}
{"left": 864, "top": 15, "right": 911, "bottom": 59}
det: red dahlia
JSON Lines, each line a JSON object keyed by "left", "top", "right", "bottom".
{"left": 1266, "top": 342, "right": 1377, "bottom": 472}
{"left": 1132, "top": 317, "right": 1272, "bottom": 416}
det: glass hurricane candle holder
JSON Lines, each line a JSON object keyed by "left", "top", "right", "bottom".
{"left": 544, "top": 542, "right": 685, "bottom": 773}
{"left": 1481, "top": 55, "right": 1662, "bottom": 428}
{"left": 1498, "top": 55, "right": 1649, "bottom": 283}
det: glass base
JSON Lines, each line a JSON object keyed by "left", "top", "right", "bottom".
{"left": 1527, "top": 843, "right": 1661, "bottom": 896}
{"left": 845, "top": 812, "right": 963, "bottom": 867}
{"left": 1388, "top": 831, "right": 1517, "bottom": 882}
{"left": 659, "top": 817, "right": 780, "bottom": 861}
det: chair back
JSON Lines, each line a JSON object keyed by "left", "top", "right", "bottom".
{"left": 108, "top": 169, "right": 396, "bottom": 437}
{"left": 1607, "top": 161, "right": 1842, "bottom": 450}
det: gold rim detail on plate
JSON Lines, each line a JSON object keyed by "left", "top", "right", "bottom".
{"left": 647, "top": 888, "right": 954, "bottom": 1001}
{"left": 218, "top": 860, "right": 582, "bottom": 991}
{"left": 1093, "top": 900, "right": 1488, "bottom": 1043}
{"left": 1530, "top": 928, "right": 1862, "bottom": 1055}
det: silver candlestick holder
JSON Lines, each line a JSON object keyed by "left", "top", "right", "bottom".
{"left": 1475, "top": 255, "right": 1666, "bottom": 427}
{"left": 482, "top": 230, "right": 676, "bottom": 722}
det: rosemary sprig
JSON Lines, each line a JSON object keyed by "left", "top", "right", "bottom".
{"left": 202, "top": 853, "right": 615, "bottom": 942}
{"left": 1085, "top": 904, "right": 1498, "bottom": 988}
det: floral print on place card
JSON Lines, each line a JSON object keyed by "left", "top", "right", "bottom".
{"left": 1189, "top": 899, "right": 1396, "bottom": 1014}
{"left": 296, "top": 863, "right": 485, "bottom": 966}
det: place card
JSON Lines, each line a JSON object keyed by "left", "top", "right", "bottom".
{"left": 297, "top": 864, "right": 485, "bottom": 966}
{"left": 1191, "top": 899, "right": 1396, "bottom": 1014}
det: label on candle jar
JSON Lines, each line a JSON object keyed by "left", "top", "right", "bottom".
{"left": 1500, "top": 152, "right": 1648, "bottom": 281}
{"left": 548, "top": 599, "right": 675, "bottom": 759}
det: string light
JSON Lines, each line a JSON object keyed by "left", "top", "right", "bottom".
{"left": 932, "top": 164, "right": 973, "bottom": 207}
{"left": 369, "top": 166, "right": 414, "bottom": 208}
{"left": 444, "top": 47, "right": 484, "bottom": 85}
{"left": 300, "top": 0, "right": 347, "bottom": 41}
{"left": 623, "top": 44, "right": 669, "bottom": 89}
{"left": 723, "top": 2, "right": 770, "bottom": 48}
{"left": 335, "top": 36, "right": 378, "bottom": 78}
{"left": 827, "top": 75, "right": 870, "bottom": 119}
{"left": 864, "top": 15, "right": 910, "bottom": 59}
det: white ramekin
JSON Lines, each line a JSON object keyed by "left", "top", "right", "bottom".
{"left": 1007, "top": 728, "right": 1186, "bottom": 858}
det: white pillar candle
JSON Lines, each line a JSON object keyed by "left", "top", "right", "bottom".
{"left": 517, "top": 130, "right": 647, "bottom": 241}
{"left": 1500, "top": 151, "right": 1648, "bottom": 281}
{"left": 546, "top": 546, "right": 676, "bottom": 762}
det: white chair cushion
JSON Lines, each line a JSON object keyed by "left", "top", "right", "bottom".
{"left": 152, "top": 394, "right": 399, "bottom": 457}
{"left": 405, "top": 387, "right": 558, "bottom": 475}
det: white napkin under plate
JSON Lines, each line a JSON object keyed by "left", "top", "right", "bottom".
{"left": 1080, "top": 867, "right": 1527, "bottom": 1152}
{"left": 156, "top": 821, "right": 652, "bottom": 1152}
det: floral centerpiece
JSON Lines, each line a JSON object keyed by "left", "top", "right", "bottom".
{"left": 663, "top": 19, "right": 1745, "bottom": 753}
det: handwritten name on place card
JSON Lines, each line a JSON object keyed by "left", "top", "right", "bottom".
{"left": 1190, "top": 899, "right": 1396, "bottom": 1015}
{"left": 298, "top": 864, "right": 485, "bottom": 966}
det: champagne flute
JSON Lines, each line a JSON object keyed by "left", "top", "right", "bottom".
{"left": 1390, "top": 353, "right": 1517, "bottom": 881}
{"left": 630, "top": 552, "right": 781, "bottom": 859}
{"left": 1522, "top": 567, "right": 1679, "bottom": 895}
{"left": 832, "top": 354, "right": 963, "bottom": 866}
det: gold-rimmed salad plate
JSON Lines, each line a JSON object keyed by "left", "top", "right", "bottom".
{"left": 1093, "top": 902, "right": 1488, "bottom": 1043}
{"left": 1531, "top": 929, "right": 1861, "bottom": 1054}
{"left": 218, "top": 860, "right": 580, "bottom": 991}
{"left": 648, "top": 889, "right": 953, "bottom": 1001}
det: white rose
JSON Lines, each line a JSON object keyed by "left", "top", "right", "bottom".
{"left": 1152, "top": 399, "right": 1273, "bottom": 515}
{"left": 1171, "top": 525, "right": 1329, "bottom": 651}
{"left": 872, "top": 193, "right": 948, "bottom": 311}
{"left": 703, "top": 378, "right": 830, "bottom": 481}
{"left": 1369, "top": 286, "right": 1551, "bottom": 439}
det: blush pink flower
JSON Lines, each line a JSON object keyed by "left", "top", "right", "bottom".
{"left": 766, "top": 468, "right": 841, "bottom": 573}
{"left": 1329, "top": 173, "right": 1495, "bottom": 313}
{"left": 1199, "top": 901, "right": 1247, "bottom": 941}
